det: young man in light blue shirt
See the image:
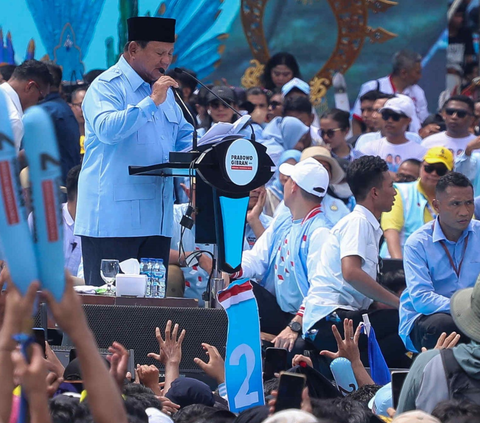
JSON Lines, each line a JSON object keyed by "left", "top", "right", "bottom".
{"left": 75, "top": 17, "right": 193, "bottom": 286}
{"left": 399, "top": 172, "right": 480, "bottom": 352}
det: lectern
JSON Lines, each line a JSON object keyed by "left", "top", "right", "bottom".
{"left": 129, "top": 136, "right": 274, "bottom": 274}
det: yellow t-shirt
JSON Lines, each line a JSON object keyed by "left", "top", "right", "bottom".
{"left": 80, "top": 135, "right": 85, "bottom": 155}
{"left": 381, "top": 182, "right": 435, "bottom": 232}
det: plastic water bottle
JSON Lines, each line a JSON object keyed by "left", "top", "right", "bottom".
{"left": 140, "top": 258, "right": 152, "bottom": 298}
{"left": 150, "top": 259, "right": 160, "bottom": 298}
{"left": 157, "top": 259, "right": 166, "bottom": 299}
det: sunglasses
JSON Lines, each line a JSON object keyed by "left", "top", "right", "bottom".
{"left": 424, "top": 163, "right": 448, "bottom": 176}
{"left": 396, "top": 173, "right": 418, "bottom": 183}
{"left": 381, "top": 110, "right": 408, "bottom": 122}
{"left": 269, "top": 101, "right": 282, "bottom": 110}
{"left": 209, "top": 100, "right": 232, "bottom": 110}
{"left": 445, "top": 108, "right": 471, "bottom": 118}
{"left": 320, "top": 128, "right": 342, "bottom": 139}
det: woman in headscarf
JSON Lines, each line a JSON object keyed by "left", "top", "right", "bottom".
{"left": 260, "top": 116, "right": 310, "bottom": 166}
{"left": 264, "top": 149, "right": 302, "bottom": 217}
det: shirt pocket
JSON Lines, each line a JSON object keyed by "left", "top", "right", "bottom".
{"left": 114, "top": 183, "right": 156, "bottom": 228}
{"left": 163, "top": 107, "right": 179, "bottom": 142}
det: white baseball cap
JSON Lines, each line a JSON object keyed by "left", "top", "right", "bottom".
{"left": 279, "top": 157, "right": 329, "bottom": 198}
{"left": 380, "top": 94, "right": 415, "bottom": 119}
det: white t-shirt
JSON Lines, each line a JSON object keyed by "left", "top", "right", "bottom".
{"left": 356, "top": 130, "right": 422, "bottom": 151}
{"left": 358, "top": 137, "right": 427, "bottom": 172}
{"left": 421, "top": 131, "right": 476, "bottom": 157}
{"left": 302, "top": 205, "right": 382, "bottom": 333}
{"left": 0, "top": 83, "right": 24, "bottom": 151}
{"left": 352, "top": 75, "right": 429, "bottom": 134}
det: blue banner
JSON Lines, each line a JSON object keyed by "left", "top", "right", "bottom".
{"left": 218, "top": 279, "right": 265, "bottom": 413}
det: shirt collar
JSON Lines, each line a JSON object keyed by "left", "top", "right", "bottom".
{"left": 432, "top": 217, "right": 473, "bottom": 244}
{"left": 63, "top": 203, "right": 74, "bottom": 227}
{"left": 117, "top": 55, "right": 149, "bottom": 92}
{"left": 1, "top": 83, "right": 23, "bottom": 115}
{"left": 354, "top": 204, "right": 381, "bottom": 231}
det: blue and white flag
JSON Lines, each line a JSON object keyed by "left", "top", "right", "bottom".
{"left": 363, "top": 325, "right": 391, "bottom": 385}
{"left": 218, "top": 280, "right": 265, "bottom": 413}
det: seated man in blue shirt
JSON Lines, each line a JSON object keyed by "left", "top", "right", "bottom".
{"left": 399, "top": 172, "right": 480, "bottom": 352}
{"left": 229, "top": 158, "right": 333, "bottom": 351}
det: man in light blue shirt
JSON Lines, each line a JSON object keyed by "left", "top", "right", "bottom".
{"left": 75, "top": 17, "right": 193, "bottom": 286}
{"left": 399, "top": 172, "right": 480, "bottom": 352}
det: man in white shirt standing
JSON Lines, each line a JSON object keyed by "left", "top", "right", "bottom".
{"left": 422, "top": 95, "right": 477, "bottom": 158}
{"left": 352, "top": 50, "right": 428, "bottom": 135}
{"left": 302, "top": 155, "right": 408, "bottom": 368}
{"left": 0, "top": 60, "right": 52, "bottom": 151}
{"left": 358, "top": 95, "right": 427, "bottom": 173}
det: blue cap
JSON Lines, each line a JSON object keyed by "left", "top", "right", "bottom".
{"left": 281, "top": 78, "right": 310, "bottom": 96}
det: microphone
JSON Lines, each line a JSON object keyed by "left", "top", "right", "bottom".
{"left": 173, "top": 67, "right": 256, "bottom": 142}
{"left": 159, "top": 67, "right": 198, "bottom": 151}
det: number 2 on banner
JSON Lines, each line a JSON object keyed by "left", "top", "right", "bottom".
{"left": 230, "top": 343, "right": 259, "bottom": 409}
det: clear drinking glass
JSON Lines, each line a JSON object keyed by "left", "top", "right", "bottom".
{"left": 100, "top": 259, "right": 120, "bottom": 296}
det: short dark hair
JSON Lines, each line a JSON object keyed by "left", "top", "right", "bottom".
{"left": 261, "top": 52, "right": 301, "bottom": 91}
{"left": 299, "top": 187, "right": 324, "bottom": 203}
{"left": 11, "top": 60, "right": 53, "bottom": 87}
{"left": 71, "top": 86, "right": 88, "bottom": 103}
{"left": 172, "top": 403, "right": 215, "bottom": 423}
{"left": 443, "top": 95, "right": 475, "bottom": 113}
{"left": 392, "top": 50, "right": 422, "bottom": 75}
{"left": 347, "top": 156, "right": 389, "bottom": 201}
{"left": 245, "top": 86, "right": 268, "bottom": 99}
{"left": 0, "top": 64, "right": 17, "bottom": 81}
{"left": 66, "top": 165, "right": 81, "bottom": 202}
{"left": 321, "top": 108, "right": 350, "bottom": 131}
{"left": 436, "top": 172, "right": 473, "bottom": 196}
{"left": 283, "top": 95, "right": 312, "bottom": 116}
{"left": 376, "top": 92, "right": 396, "bottom": 101}
{"left": 382, "top": 269, "right": 406, "bottom": 294}
{"left": 432, "top": 399, "right": 480, "bottom": 423}
{"left": 401, "top": 158, "right": 421, "bottom": 167}
{"left": 347, "top": 384, "right": 382, "bottom": 405}
{"left": 45, "top": 62, "right": 62, "bottom": 88}
{"left": 360, "top": 90, "right": 381, "bottom": 103}
{"left": 83, "top": 69, "right": 105, "bottom": 85}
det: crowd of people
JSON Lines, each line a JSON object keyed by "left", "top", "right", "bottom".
{"left": 2, "top": 3, "right": 480, "bottom": 422}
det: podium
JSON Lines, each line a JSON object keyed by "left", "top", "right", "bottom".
{"left": 129, "top": 136, "right": 274, "bottom": 274}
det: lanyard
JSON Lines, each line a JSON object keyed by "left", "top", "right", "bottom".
{"left": 425, "top": 201, "right": 437, "bottom": 219}
{"left": 433, "top": 221, "right": 470, "bottom": 278}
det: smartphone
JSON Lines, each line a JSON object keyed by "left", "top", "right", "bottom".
{"left": 274, "top": 372, "right": 306, "bottom": 413}
{"left": 33, "top": 328, "right": 46, "bottom": 357}
{"left": 391, "top": 370, "right": 409, "bottom": 408}
{"left": 264, "top": 347, "right": 288, "bottom": 381}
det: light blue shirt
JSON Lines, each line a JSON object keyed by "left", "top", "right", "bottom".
{"left": 455, "top": 151, "right": 480, "bottom": 197}
{"left": 399, "top": 218, "right": 480, "bottom": 352}
{"left": 75, "top": 56, "right": 193, "bottom": 238}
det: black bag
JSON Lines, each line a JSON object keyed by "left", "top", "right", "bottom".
{"left": 441, "top": 348, "right": 480, "bottom": 404}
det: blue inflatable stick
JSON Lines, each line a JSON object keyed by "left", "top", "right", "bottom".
{"left": 218, "top": 280, "right": 265, "bottom": 413}
{"left": 23, "top": 107, "right": 65, "bottom": 300}
{"left": 0, "top": 90, "right": 38, "bottom": 293}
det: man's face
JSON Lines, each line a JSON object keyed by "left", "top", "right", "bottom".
{"left": 442, "top": 100, "right": 474, "bottom": 135}
{"left": 286, "top": 110, "right": 313, "bottom": 127}
{"left": 247, "top": 94, "right": 268, "bottom": 124}
{"left": 130, "top": 41, "right": 174, "bottom": 83}
{"left": 21, "top": 80, "right": 50, "bottom": 110}
{"left": 376, "top": 171, "right": 397, "bottom": 213}
{"left": 271, "top": 65, "right": 293, "bottom": 88}
{"left": 70, "top": 90, "right": 86, "bottom": 124}
{"left": 434, "top": 185, "right": 474, "bottom": 234}
{"left": 396, "top": 161, "right": 420, "bottom": 183}
{"left": 267, "top": 93, "right": 283, "bottom": 122}
{"left": 420, "top": 161, "right": 449, "bottom": 191}
{"left": 402, "top": 63, "right": 422, "bottom": 86}
{"left": 381, "top": 109, "right": 411, "bottom": 138}
{"left": 360, "top": 100, "right": 375, "bottom": 131}
{"left": 372, "top": 98, "right": 388, "bottom": 131}
{"left": 248, "top": 186, "right": 265, "bottom": 210}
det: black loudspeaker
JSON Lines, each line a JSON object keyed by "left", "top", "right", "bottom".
{"left": 75, "top": 305, "right": 228, "bottom": 376}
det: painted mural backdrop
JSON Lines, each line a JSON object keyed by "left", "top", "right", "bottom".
{"left": 0, "top": 0, "right": 446, "bottom": 109}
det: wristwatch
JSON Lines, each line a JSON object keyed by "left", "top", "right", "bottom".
{"left": 288, "top": 321, "right": 302, "bottom": 334}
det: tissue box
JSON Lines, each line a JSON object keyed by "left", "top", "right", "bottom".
{"left": 116, "top": 274, "right": 147, "bottom": 297}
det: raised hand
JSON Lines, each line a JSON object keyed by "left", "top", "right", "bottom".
{"left": 147, "top": 320, "right": 186, "bottom": 366}
{"left": 107, "top": 342, "right": 130, "bottom": 389}
{"left": 194, "top": 343, "right": 225, "bottom": 384}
